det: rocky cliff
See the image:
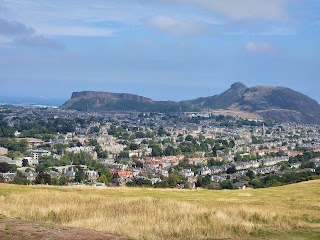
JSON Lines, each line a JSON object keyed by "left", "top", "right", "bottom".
{"left": 62, "top": 84, "right": 320, "bottom": 124}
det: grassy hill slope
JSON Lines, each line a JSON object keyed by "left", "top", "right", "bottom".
{"left": 0, "top": 180, "right": 320, "bottom": 240}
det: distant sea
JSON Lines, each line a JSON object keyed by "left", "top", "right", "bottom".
{"left": 0, "top": 96, "right": 67, "bottom": 106}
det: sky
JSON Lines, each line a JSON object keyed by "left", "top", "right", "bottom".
{"left": 0, "top": 0, "right": 320, "bottom": 102}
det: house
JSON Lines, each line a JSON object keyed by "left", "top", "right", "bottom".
{"left": 0, "top": 156, "right": 11, "bottom": 162}
{"left": 291, "top": 162, "right": 301, "bottom": 169}
{"left": 158, "top": 169, "right": 169, "bottom": 177}
{"left": 115, "top": 170, "right": 133, "bottom": 178}
{"left": 84, "top": 170, "right": 99, "bottom": 181}
{"left": 117, "top": 177, "right": 132, "bottom": 186}
{"left": 188, "top": 157, "right": 208, "bottom": 165}
{"left": 310, "top": 158, "right": 320, "bottom": 168}
{"left": 31, "top": 149, "right": 51, "bottom": 160}
{"left": 181, "top": 169, "right": 195, "bottom": 178}
{"left": 150, "top": 177, "right": 162, "bottom": 185}
{"left": 66, "top": 146, "right": 97, "bottom": 160}
{"left": 47, "top": 171, "right": 61, "bottom": 179}
{"left": 143, "top": 157, "right": 163, "bottom": 169}
{"left": 235, "top": 161, "right": 260, "bottom": 170}
{"left": 0, "top": 147, "right": 8, "bottom": 156}
{"left": 262, "top": 157, "right": 289, "bottom": 166}
{"left": 23, "top": 157, "right": 39, "bottom": 167}
{"left": 25, "top": 172, "right": 38, "bottom": 181}
{"left": 53, "top": 165, "right": 75, "bottom": 174}
{"left": 0, "top": 173, "right": 16, "bottom": 182}
{"left": 133, "top": 169, "right": 141, "bottom": 177}
{"left": 199, "top": 167, "right": 211, "bottom": 175}
{"left": 66, "top": 146, "right": 95, "bottom": 153}
{"left": 234, "top": 182, "right": 248, "bottom": 190}
{"left": 65, "top": 170, "right": 76, "bottom": 180}
{"left": 27, "top": 139, "right": 45, "bottom": 148}
{"left": 105, "top": 163, "right": 127, "bottom": 170}
{"left": 14, "top": 131, "right": 21, "bottom": 137}
{"left": 211, "top": 165, "right": 230, "bottom": 174}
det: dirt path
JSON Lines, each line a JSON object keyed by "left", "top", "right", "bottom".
{"left": 0, "top": 216, "right": 128, "bottom": 240}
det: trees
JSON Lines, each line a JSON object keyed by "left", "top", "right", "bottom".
{"left": 98, "top": 150, "right": 109, "bottom": 159}
{"left": 129, "top": 143, "right": 139, "bottom": 150}
{"left": 246, "top": 170, "right": 255, "bottom": 180}
{"left": 185, "top": 135, "right": 194, "bottom": 142}
{"left": 127, "top": 178, "right": 152, "bottom": 187}
{"left": 167, "top": 173, "right": 181, "bottom": 187}
{"left": 226, "top": 166, "right": 237, "bottom": 174}
{"left": 249, "top": 179, "right": 263, "bottom": 188}
{"left": 164, "top": 146, "right": 181, "bottom": 156}
{"left": 7, "top": 151, "right": 23, "bottom": 159}
{"left": 118, "top": 151, "right": 129, "bottom": 159}
{"left": 74, "top": 170, "right": 84, "bottom": 183}
{"left": 58, "top": 176, "right": 69, "bottom": 186}
{"left": 157, "top": 126, "right": 166, "bottom": 136}
{"left": 0, "top": 121, "right": 15, "bottom": 137}
{"left": 97, "top": 174, "right": 108, "bottom": 185}
{"left": 220, "top": 180, "right": 234, "bottom": 189}
{"left": 196, "top": 175, "right": 211, "bottom": 188}
{"left": 55, "top": 143, "right": 67, "bottom": 155}
{"left": 35, "top": 173, "right": 51, "bottom": 185}
{"left": 36, "top": 163, "right": 46, "bottom": 173}
{"left": 133, "top": 160, "right": 143, "bottom": 169}
{"left": 208, "top": 159, "right": 227, "bottom": 167}
{"left": 0, "top": 138, "right": 28, "bottom": 155}
{"left": 0, "top": 162, "right": 11, "bottom": 173}
{"left": 151, "top": 145, "right": 163, "bottom": 157}
{"left": 252, "top": 136, "right": 263, "bottom": 144}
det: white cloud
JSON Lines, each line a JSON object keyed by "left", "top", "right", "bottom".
{"left": 155, "top": 0, "right": 288, "bottom": 21}
{"left": 1, "top": 0, "right": 123, "bottom": 37}
{"left": 245, "top": 41, "right": 279, "bottom": 54}
{"left": 146, "top": 15, "right": 212, "bottom": 37}
{"left": 34, "top": 25, "right": 113, "bottom": 37}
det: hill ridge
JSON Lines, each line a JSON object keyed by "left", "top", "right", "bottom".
{"left": 62, "top": 83, "right": 320, "bottom": 124}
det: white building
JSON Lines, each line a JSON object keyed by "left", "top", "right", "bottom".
{"left": 31, "top": 149, "right": 51, "bottom": 160}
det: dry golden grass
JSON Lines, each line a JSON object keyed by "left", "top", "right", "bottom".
{"left": 210, "top": 109, "right": 263, "bottom": 120}
{"left": 0, "top": 180, "right": 320, "bottom": 239}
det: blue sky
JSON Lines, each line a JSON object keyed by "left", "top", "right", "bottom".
{"left": 0, "top": 0, "right": 319, "bottom": 102}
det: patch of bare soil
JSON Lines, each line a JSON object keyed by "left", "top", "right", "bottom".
{"left": 0, "top": 216, "right": 128, "bottom": 240}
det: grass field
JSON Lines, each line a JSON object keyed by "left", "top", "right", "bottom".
{"left": 0, "top": 180, "right": 320, "bottom": 240}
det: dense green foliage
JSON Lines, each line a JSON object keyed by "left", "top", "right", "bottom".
{"left": 250, "top": 169, "right": 320, "bottom": 188}
{"left": 127, "top": 178, "right": 153, "bottom": 187}
{"left": 0, "top": 120, "right": 15, "bottom": 137}
{"left": 16, "top": 118, "right": 76, "bottom": 137}
{"left": 0, "top": 138, "right": 28, "bottom": 154}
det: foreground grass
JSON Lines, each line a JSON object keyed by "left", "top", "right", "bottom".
{"left": 0, "top": 180, "right": 319, "bottom": 240}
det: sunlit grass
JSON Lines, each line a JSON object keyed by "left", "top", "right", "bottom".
{"left": 0, "top": 180, "right": 319, "bottom": 239}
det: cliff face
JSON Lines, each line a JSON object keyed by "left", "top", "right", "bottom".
{"left": 63, "top": 91, "right": 197, "bottom": 113}
{"left": 62, "top": 84, "right": 320, "bottom": 124}
{"left": 70, "top": 91, "right": 154, "bottom": 103}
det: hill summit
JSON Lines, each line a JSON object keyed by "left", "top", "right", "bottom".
{"left": 62, "top": 83, "right": 320, "bottom": 124}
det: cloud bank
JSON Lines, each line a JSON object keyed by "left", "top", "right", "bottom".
{"left": 0, "top": 18, "right": 64, "bottom": 49}
{"left": 146, "top": 15, "right": 212, "bottom": 37}
{"left": 151, "top": 0, "right": 288, "bottom": 21}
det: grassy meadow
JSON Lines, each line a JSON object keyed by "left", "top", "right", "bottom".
{"left": 0, "top": 180, "right": 320, "bottom": 240}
